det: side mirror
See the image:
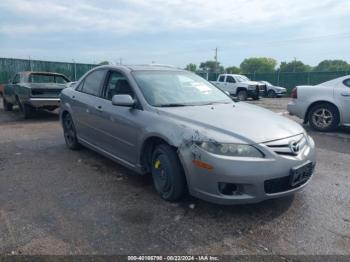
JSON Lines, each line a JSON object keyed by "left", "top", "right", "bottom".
{"left": 112, "top": 94, "right": 135, "bottom": 107}
{"left": 8, "top": 79, "right": 12, "bottom": 84}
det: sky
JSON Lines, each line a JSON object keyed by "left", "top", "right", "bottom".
{"left": 0, "top": 0, "right": 349, "bottom": 68}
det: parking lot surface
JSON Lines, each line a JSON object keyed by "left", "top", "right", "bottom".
{"left": 0, "top": 98, "right": 349, "bottom": 255}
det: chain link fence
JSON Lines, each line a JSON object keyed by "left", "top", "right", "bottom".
{"left": 0, "top": 58, "right": 97, "bottom": 83}
{"left": 197, "top": 71, "right": 349, "bottom": 95}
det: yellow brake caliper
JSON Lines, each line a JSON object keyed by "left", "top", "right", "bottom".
{"left": 154, "top": 159, "right": 161, "bottom": 169}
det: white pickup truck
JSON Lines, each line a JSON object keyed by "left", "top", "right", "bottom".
{"left": 211, "top": 74, "right": 266, "bottom": 100}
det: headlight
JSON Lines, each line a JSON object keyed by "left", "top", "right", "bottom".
{"left": 196, "top": 142, "right": 264, "bottom": 158}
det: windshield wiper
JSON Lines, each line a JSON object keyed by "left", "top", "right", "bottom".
{"left": 156, "top": 103, "right": 188, "bottom": 107}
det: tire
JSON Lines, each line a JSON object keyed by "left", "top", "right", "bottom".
{"left": 151, "top": 144, "right": 186, "bottom": 201}
{"left": 267, "top": 90, "right": 276, "bottom": 98}
{"left": 63, "top": 113, "right": 81, "bottom": 150}
{"left": 308, "top": 103, "right": 339, "bottom": 132}
{"left": 3, "top": 97, "right": 13, "bottom": 111}
{"left": 237, "top": 90, "right": 248, "bottom": 101}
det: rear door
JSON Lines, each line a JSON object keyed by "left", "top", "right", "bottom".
{"left": 70, "top": 69, "right": 107, "bottom": 143}
{"left": 336, "top": 78, "right": 350, "bottom": 124}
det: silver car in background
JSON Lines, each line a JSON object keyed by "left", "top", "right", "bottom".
{"left": 60, "top": 65, "right": 316, "bottom": 204}
{"left": 287, "top": 75, "right": 350, "bottom": 132}
{"left": 259, "top": 81, "right": 287, "bottom": 98}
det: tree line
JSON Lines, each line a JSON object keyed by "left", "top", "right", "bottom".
{"left": 185, "top": 58, "right": 350, "bottom": 74}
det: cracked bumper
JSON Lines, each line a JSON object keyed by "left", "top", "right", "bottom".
{"left": 179, "top": 138, "right": 316, "bottom": 205}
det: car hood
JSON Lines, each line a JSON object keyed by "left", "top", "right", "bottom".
{"left": 274, "top": 86, "right": 286, "bottom": 91}
{"left": 156, "top": 102, "right": 304, "bottom": 144}
{"left": 242, "top": 80, "right": 264, "bottom": 86}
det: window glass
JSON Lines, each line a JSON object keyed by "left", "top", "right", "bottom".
{"left": 55, "top": 75, "right": 68, "bottom": 84}
{"left": 81, "top": 70, "right": 106, "bottom": 96}
{"left": 344, "top": 79, "right": 350, "bottom": 87}
{"left": 218, "top": 75, "right": 225, "bottom": 82}
{"left": 226, "top": 76, "right": 236, "bottom": 83}
{"left": 133, "top": 71, "right": 231, "bottom": 107}
{"left": 13, "top": 74, "right": 20, "bottom": 84}
{"left": 104, "top": 71, "right": 134, "bottom": 100}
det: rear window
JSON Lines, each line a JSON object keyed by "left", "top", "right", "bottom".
{"left": 29, "top": 74, "right": 68, "bottom": 84}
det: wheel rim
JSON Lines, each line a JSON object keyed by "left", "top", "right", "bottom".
{"left": 268, "top": 91, "right": 275, "bottom": 98}
{"left": 238, "top": 92, "right": 246, "bottom": 100}
{"left": 152, "top": 155, "right": 172, "bottom": 195}
{"left": 312, "top": 108, "right": 333, "bottom": 129}
{"left": 63, "top": 115, "right": 76, "bottom": 146}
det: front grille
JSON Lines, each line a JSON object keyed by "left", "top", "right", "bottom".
{"left": 264, "top": 134, "right": 307, "bottom": 156}
{"left": 264, "top": 174, "right": 310, "bottom": 194}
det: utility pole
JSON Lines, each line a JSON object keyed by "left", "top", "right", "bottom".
{"left": 214, "top": 47, "right": 218, "bottom": 77}
{"left": 293, "top": 57, "right": 297, "bottom": 73}
{"left": 119, "top": 57, "right": 123, "bottom": 65}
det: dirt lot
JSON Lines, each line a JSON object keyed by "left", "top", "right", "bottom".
{"left": 0, "top": 98, "right": 349, "bottom": 255}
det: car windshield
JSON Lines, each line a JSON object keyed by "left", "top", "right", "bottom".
{"left": 132, "top": 71, "right": 232, "bottom": 107}
{"left": 29, "top": 74, "right": 68, "bottom": 84}
{"left": 236, "top": 75, "right": 250, "bottom": 82}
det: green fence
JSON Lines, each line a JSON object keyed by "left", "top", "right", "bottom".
{"left": 197, "top": 71, "right": 350, "bottom": 94}
{"left": 0, "top": 58, "right": 97, "bottom": 83}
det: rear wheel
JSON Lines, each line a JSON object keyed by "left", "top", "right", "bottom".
{"left": 3, "top": 97, "right": 13, "bottom": 111}
{"left": 17, "top": 98, "right": 32, "bottom": 119}
{"left": 63, "top": 113, "right": 81, "bottom": 150}
{"left": 151, "top": 144, "right": 186, "bottom": 201}
{"left": 267, "top": 90, "right": 276, "bottom": 98}
{"left": 308, "top": 103, "right": 339, "bottom": 132}
{"left": 237, "top": 90, "right": 248, "bottom": 101}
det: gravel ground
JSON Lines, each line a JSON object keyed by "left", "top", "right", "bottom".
{"left": 0, "top": 97, "right": 349, "bottom": 255}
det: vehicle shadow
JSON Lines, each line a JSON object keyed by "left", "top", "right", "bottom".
{"left": 79, "top": 145, "right": 294, "bottom": 224}
{"left": 0, "top": 106, "right": 59, "bottom": 124}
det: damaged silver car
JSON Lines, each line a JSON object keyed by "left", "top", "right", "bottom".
{"left": 60, "top": 65, "right": 316, "bottom": 204}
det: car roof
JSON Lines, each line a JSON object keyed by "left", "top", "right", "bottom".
{"left": 20, "top": 71, "right": 68, "bottom": 76}
{"left": 95, "top": 64, "right": 184, "bottom": 72}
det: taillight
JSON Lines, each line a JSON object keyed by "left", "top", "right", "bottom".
{"left": 291, "top": 87, "right": 298, "bottom": 99}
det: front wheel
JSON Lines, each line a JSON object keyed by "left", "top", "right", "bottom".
{"left": 151, "top": 144, "right": 186, "bottom": 201}
{"left": 237, "top": 90, "right": 248, "bottom": 101}
{"left": 63, "top": 113, "right": 81, "bottom": 150}
{"left": 267, "top": 90, "right": 277, "bottom": 98}
{"left": 308, "top": 103, "right": 339, "bottom": 132}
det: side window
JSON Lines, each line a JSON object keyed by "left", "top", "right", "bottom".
{"left": 104, "top": 71, "right": 134, "bottom": 100}
{"left": 13, "top": 74, "right": 20, "bottom": 84}
{"left": 218, "top": 75, "right": 225, "bottom": 82}
{"left": 226, "top": 76, "right": 236, "bottom": 83}
{"left": 344, "top": 79, "right": 350, "bottom": 87}
{"left": 81, "top": 70, "right": 106, "bottom": 96}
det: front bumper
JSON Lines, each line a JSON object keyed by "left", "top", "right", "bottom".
{"left": 247, "top": 88, "right": 260, "bottom": 98}
{"left": 28, "top": 98, "right": 60, "bottom": 108}
{"left": 179, "top": 137, "right": 316, "bottom": 205}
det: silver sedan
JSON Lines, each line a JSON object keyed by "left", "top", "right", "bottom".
{"left": 287, "top": 75, "right": 350, "bottom": 132}
{"left": 60, "top": 65, "right": 316, "bottom": 204}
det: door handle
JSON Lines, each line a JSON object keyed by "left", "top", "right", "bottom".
{"left": 71, "top": 95, "right": 75, "bottom": 99}
{"left": 95, "top": 105, "right": 103, "bottom": 112}
{"left": 341, "top": 93, "right": 350, "bottom": 97}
